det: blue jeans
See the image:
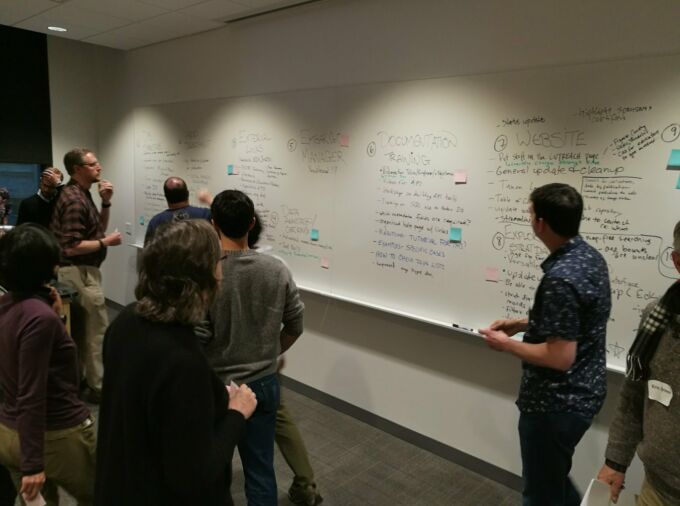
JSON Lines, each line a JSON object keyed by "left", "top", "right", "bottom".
{"left": 518, "top": 412, "right": 591, "bottom": 506}
{"left": 239, "top": 374, "right": 280, "bottom": 506}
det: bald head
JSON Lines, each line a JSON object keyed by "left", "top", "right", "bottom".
{"left": 163, "top": 177, "right": 189, "bottom": 205}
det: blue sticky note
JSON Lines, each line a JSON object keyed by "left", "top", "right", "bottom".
{"left": 449, "top": 227, "right": 462, "bottom": 242}
{"left": 139, "top": 215, "right": 145, "bottom": 226}
{"left": 676, "top": 174, "right": 680, "bottom": 189}
{"left": 668, "top": 149, "right": 680, "bottom": 170}
{"left": 310, "top": 228, "right": 319, "bottom": 241}
{"left": 227, "top": 164, "right": 234, "bottom": 175}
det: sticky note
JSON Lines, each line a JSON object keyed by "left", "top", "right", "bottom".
{"left": 449, "top": 227, "right": 462, "bottom": 242}
{"left": 667, "top": 149, "right": 680, "bottom": 170}
{"left": 485, "top": 267, "right": 499, "bottom": 282}
{"left": 310, "top": 228, "right": 319, "bottom": 241}
{"left": 339, "top": 134, "right": 350, "bottom": 147}
{"left": 227, "top": 164, "right": 234, "bottom": 175}
{"left": 676, "top": 174, "right": 680, "bottom": 189}
{"left": 139, "top": 215, "right": 145, "bottom": 226}
{"left": 321, "top": 257, "right": 330, "bottom": 269}
{"left": 454, "top": 171, "right": 468, "bottom": 184}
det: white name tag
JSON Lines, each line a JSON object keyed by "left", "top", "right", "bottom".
{"left": 648, "top": 380, "right": 673, "bottom": 407}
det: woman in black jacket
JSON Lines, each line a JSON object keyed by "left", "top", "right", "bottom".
{"left": 94, "top": 219, "right": 256, "bottom": 506}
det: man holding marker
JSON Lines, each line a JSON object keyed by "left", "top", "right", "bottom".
{"left": 480, "top": 183, "right": 611, "bottom": 506}
{"left": 144, "top": 177, "right": 210, "bottom": 245}
{"left": 51, "top": 148, "right": 122, "bottom": 403}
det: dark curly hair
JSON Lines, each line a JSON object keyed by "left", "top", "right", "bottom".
{"left": 135, "top": 219, "right": 221, "bottom": 325}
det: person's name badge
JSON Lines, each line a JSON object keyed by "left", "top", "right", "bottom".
{"left": 648, "top": 380, "right": 673, "bottom": 407}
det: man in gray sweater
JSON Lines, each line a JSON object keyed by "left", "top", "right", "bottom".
{"left": 205, "top": 189, "right": 304, "bottom": 506}
{"left": 598, "top": 219, "right": 680, "bottom": 505}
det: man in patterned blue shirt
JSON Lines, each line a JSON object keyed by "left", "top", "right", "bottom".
{"left": 480, "top": 183, "right": 611, "bottom": 506}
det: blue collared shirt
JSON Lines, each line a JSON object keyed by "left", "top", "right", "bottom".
{"left": 517, "top": 235, "right": 611, "bottom": 418}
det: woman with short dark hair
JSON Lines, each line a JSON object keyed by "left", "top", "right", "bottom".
{"left": 0, "top": 224, "right": 95, "bottom": 505}
{"left": 95, "top": 219, "right": 256, "bottom": 506}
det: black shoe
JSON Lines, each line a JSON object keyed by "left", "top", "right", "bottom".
{"left": 288, "top": 484, "right": 323, "bottom": 506}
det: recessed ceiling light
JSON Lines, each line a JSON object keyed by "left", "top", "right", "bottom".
{"left": 48, "top": 26, "right": 67, "bottom": 32}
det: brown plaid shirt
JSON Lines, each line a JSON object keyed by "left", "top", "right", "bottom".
{"left": 50, "top": 180, "right": 106, "bottom": 267}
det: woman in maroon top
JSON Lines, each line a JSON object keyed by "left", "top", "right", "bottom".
{"left": 0, "top": 224, "right": 95, "bottom": 505}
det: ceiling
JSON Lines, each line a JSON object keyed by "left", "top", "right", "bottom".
{"left": 0, "top": 0, "right": 318, "bottom": 51}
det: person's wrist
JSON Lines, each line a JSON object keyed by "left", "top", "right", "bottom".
{"left": 605, "top": 459, "right": 628, "bottom": 473}
{"left": 98, "top": 239, "right": 107, "bottom": 250}
{"left": 101, "top": 201, "right": 111, "bottom": 208}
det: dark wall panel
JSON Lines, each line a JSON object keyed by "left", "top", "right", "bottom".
{"left": 0, "top": 25, "right": 52, "bottom": 165}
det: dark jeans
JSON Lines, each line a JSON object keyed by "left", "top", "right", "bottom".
{"left": 239, "top": 374, "right": 280, "bottom": 506}
{"left": 0, "top": 464, "right": 15, "bottom": 506}
{"left": 518, "top": 412, "right": 591, "bottom": 506}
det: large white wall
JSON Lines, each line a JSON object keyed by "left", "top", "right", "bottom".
{"left": 47, "top": 0, "right": 680, "bottom": 492}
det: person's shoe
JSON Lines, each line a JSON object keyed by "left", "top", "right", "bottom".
{"left": 288, "top": 483, "right": 323, "bottom": 506}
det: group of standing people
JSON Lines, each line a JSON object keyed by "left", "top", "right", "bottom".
{"left": 0, "top": 147, "right": 678, "bottom": 506}
{"left": 0, "top": 150, "right": 321, "bottom": 506}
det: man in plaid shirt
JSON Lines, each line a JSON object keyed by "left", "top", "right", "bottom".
{"left": 50, "top": 148, "right": 122, "bottom": 402}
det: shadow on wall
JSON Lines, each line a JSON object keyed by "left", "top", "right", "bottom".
{"left": 301, "top": 290, "right": 521, "bottom": 399}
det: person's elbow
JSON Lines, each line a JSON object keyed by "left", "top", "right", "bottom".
{"left": 552, "top": 352, "right": 576, "bottom": 372}
{"left": 552, "top": 355, "right": 576, "bottom": 372}
{"left": 546, "top": 339, "right": 577, "bottom": 372}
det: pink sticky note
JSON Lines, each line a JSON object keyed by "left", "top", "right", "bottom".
{"left": 485, "top": 267, "right": 499, "bottom": 282}
{"left": 321, "top": 257, "right": 330, "bottom": 269}
{"left": 339, "top": 134, "right": 350, "bottom": 147}
{"left": 454, "top": 171, "right": 467, "bottom": 184}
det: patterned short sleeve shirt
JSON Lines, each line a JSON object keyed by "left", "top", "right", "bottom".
{"left": 517, "top": 235, "right": 611, "bottom": 419}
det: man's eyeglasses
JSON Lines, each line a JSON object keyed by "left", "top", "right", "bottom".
{"left": 80, "top": 161, "right": 100, "bottom": 167}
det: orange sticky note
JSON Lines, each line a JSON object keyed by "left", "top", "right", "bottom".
{"left": 321, "top": 257, "right": 330, "bottom": 269}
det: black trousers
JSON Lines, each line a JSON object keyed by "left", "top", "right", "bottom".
{"left": 0, "top": 464, "right": 16, "bottom": 506}
{"left": 518, "top": 411, "right": 591, "bottom": 506}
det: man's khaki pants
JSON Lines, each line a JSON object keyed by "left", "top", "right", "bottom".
{"left": 0, "top": 419, "right": 96, "bottom": 506}
{"left": 638, "top": 478, "right": 668, "bottom": 506}
{"left": 58, "top": 265, "right": 108, "bottom": 392}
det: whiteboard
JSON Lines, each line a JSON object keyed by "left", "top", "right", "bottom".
{"left": 134, "top": 54, "right": 680, "bottom": 372}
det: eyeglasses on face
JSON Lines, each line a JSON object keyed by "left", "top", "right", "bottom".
{"left": 79, "top": 161, "right": 100, "bottom": 167}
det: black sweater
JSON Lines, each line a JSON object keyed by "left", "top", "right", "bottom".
{"left": 16, "top": 193, "right": 56, "bottom": 228}
{"left": 94, "top": 305, "right": 245, "bottom": 506}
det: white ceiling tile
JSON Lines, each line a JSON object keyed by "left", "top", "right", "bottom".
{"left": 15, "top": 4, "right": 132, "bottom": 38}
{"left": 64, "top": 0, "right": 169, "bottom": 22}
{"left": 14, "top": 19, "right": 97, "bottom": 41}
{"left": 180, "top": 0, "right": 248, "bottom": 22}
{"left": 138, "top": 0, "right": 206, "bottom": 11}
{"left": 83, "top": 29, "right": 155, "bottom": 50}
{"left": 14, "top": 17, "right": 99, "bottom": 40}
{"left": 0, "top": 0, "right": 57, "bottom": 25}
{"left": 232, "top": 0, "right": 299, "bottom": 8}
{"left": 110, "top": 11, "right": 222, "bottom": 43}
{"left": 4, "top": 0, "right": 321, "bottom": 50}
